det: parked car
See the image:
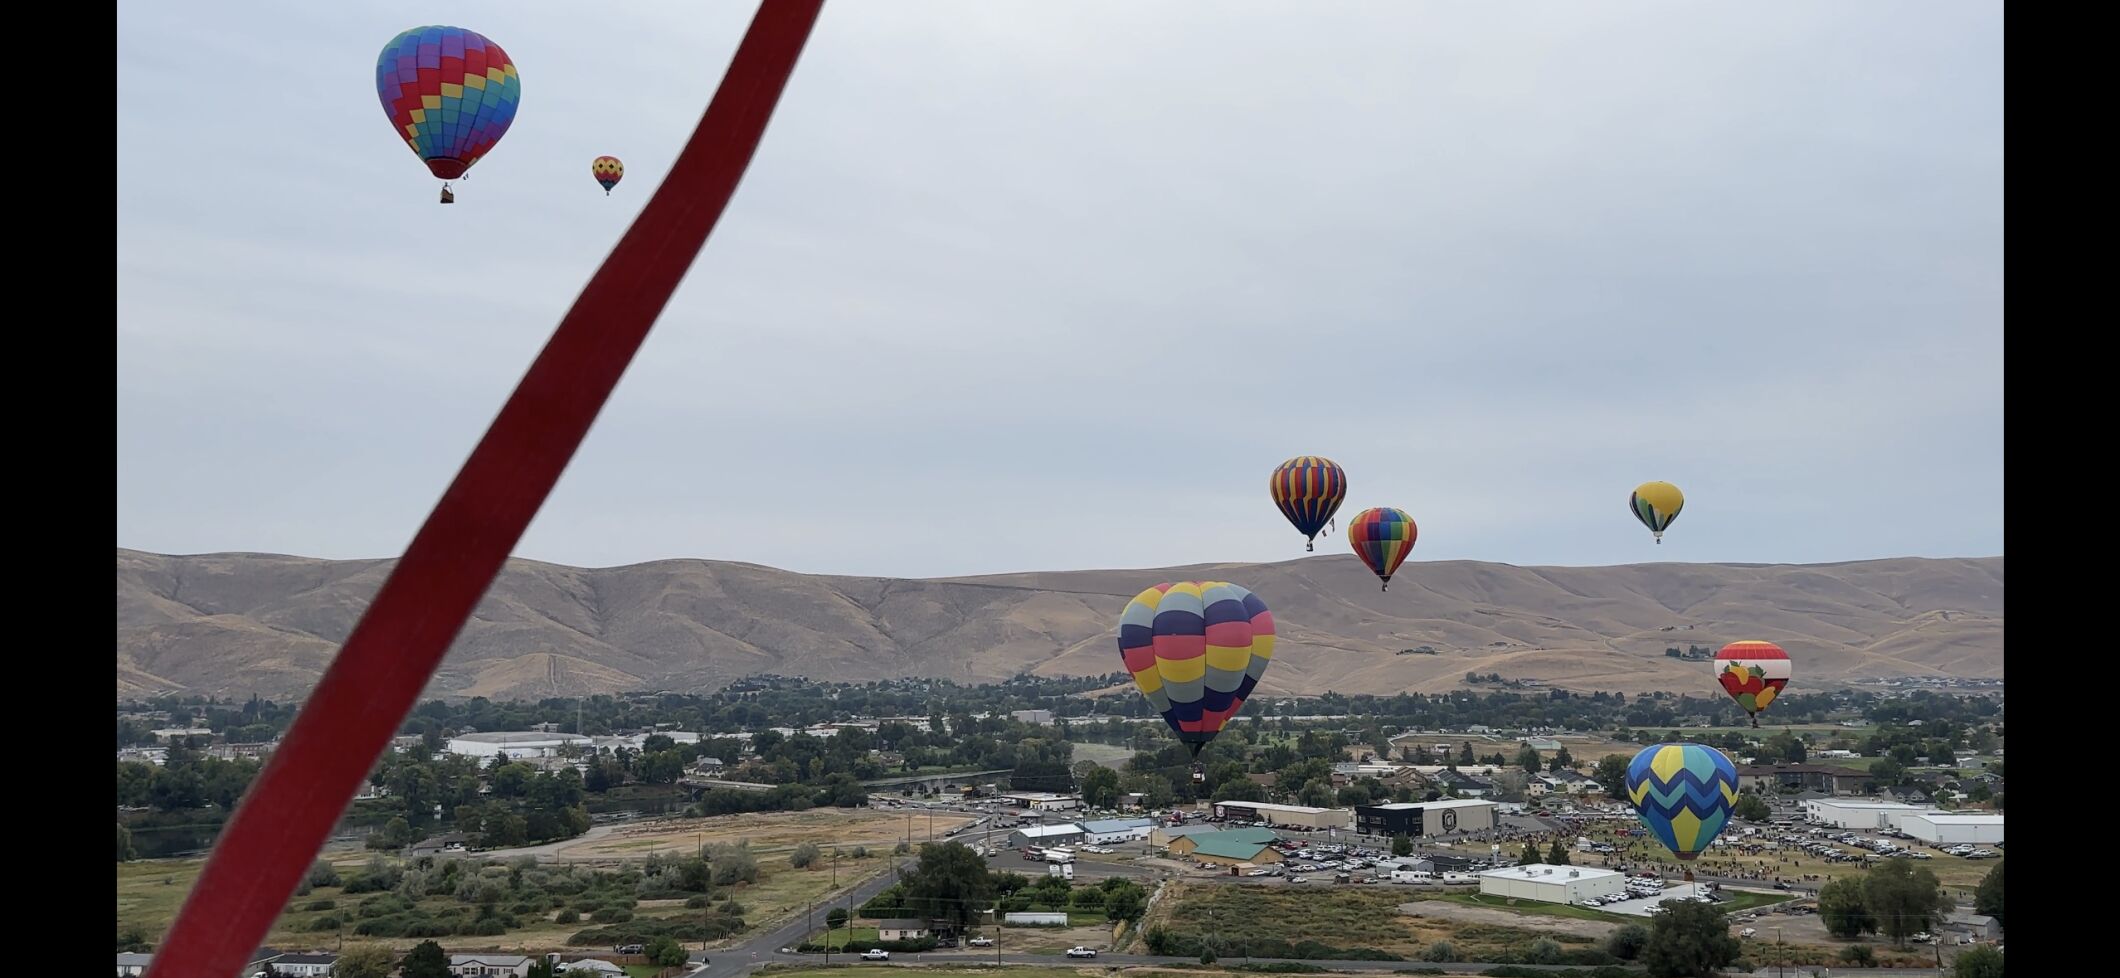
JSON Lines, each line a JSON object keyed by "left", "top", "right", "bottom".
{"left": 968, "top": 938, "right": 994, "bottom": 948}
{"left": 863, "top": 949, "right": 891, "bottom": 961}
{"left": 1066, "top": 947, "right": 1098, "bottom": 958}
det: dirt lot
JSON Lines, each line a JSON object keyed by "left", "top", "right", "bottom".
{"left": 1398, "top": 900, "right": 1619, "bottom": 940}
{"left": 556, "top": 809, "right": 975, "bottom": 860}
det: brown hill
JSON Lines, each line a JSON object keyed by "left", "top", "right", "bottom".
{"left": 115, "top": 549, "right": 2003, "bottom": 702}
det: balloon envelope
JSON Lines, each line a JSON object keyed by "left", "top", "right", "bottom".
{"left": 1269, "top": 456, "right": 1347, "bottom": 550}
{"left": 1714, "top": 640, "right": 1792, "bottom": 718}
{"left": 1625, "top": 743, "right": 1739, "bottom": 862}
{"left": 376, "top": 26, "right": 521, "bottom": 181}
{"left": 1116, "top": 582, "right": 1275, "bottom": 758}
{"left": 592, "top": 156, "right": 624, "bottom": 192}
{"left": 1630, "top": 481, "right": 1684, "bottom": 542}
{"left": 1347, "top": 507, "right": 1417, "bottom": 590}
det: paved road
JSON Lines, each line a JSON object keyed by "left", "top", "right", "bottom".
{"left": 709, "top": 948, "right": 1947, "bottom": 976}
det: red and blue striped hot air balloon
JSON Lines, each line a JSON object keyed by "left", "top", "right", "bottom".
{"left": 1116, "top": 582, "right": 1275, "bottom": 760}
{"left": 1270, "top": 456, "right": 1348, "bottom": 552}
{"left": 1347, "top": 506, "right": 1418, "bottom": 591}
{"left": 376, "top": 26, "right": 521, "bottom": 202}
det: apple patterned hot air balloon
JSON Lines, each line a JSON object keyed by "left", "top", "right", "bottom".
{"left": 1714, "top": 640, "right": 1792, "bottom": 727}
{"left": 1116, "top": 582, "right": 1275, "bottom": 761}
{"left": 1625, "top": 743, "right": 1739, "bottom": 883}
{"left": 1630, "top": 481, "right": 1685, "bottom": 544}
{"left": 376, "top": 26, "right": 522, "bottom": 203}
{"left": 1347, "top": 507, "right": 1417, "bottom": 591}
{"left": 1269, "top": 456, "right": 1348, "bottom": 552}
{"left": 592, "top": 156, "right": 624, "bottom": 195}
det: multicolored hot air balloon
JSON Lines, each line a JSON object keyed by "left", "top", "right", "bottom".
{"left": 376, "top": 26, "right": 522, "bottom": 203}
{"left": 1270, "top": 456, "right": 1348, "bottom": 552}
{"left": 1629, "top": 481, "right": 1684, "bottom": 544}
{"left": 1714, "top": 640, "right": 1792, "bottom": 727}
{"left": 1625, "top": 743, "right": 1739, "bottom": 882}
{"left": 1347, "top": 507, "right": 1417, "bottom": 591}
{"left": 592, "top": 156, "right": 624, "bottom": 195}
{"left": 1116, "top": 582, "right": 1275, "bottom": 760}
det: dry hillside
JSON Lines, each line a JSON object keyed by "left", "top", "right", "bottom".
{"left": 116, "top": 549, "right": 2002, "bottom": 702}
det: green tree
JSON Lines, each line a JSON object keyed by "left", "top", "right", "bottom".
{"left": 1545, "top": 840, "right": 1572, "bottom": 865}
{"left": 1552, "top": 747, "right": 1575, "bottom": 770}
{"left": 1954, "top": 944, "right": 2005, "bottom": 978}
{"left": 898, "top": 842, "right": 996, "bottom": 930}
{"left": 1391, "top": 834, "right": 1413, "bottom": 858}
{"left": 1640, "top": 898, "right": 1742, "bottom": 977}
{"left": 400, "top": 940, "right": 451, "bottom": 978}
{"left": 117, "top": 823, "right": 137, "bottom": 862}
{"left": 1863, "top": 857, "right": 1954, "bottom": 945}
{"left": 827, "top": 907, "right": 849, "bottom": 930}
{"left": 1595, "top": 754, "right": 1630, "bottom": 799}
{"left": 1102, "top": 881, "right": 1147, "bottom": 922}
{"left": 1818, "top": 876, "right": 1876, "bottom": 938}
{"left": 1516, "top": 746, "right": 1542, "bottom": 773}
{"left": 1734, "top": 793, "right": 1772, "bottom": 822}
{"left": 1605, "top": 923, "right": 1650, "bottom": 961}
{"left": 333, "top": 945, "right": 396, "bottom": 978}
{"left": 1081, "top": 766, "right": 1122, "bottom": 809}
{"left": 1974, "top": 861, "right": 2003, "bottom": 928}
{"left": 647, "top": 937, "right": 690, "bottom": 967}
{"left": 1840, "top": 945, "right": 1877, "bottom": 967}
{"left": 1456, "top": 742, "right": 1476, "bottom": 766}
{"left": 1521, "top": 841, "right": 1540, "bottom": 865}
{"left": 526, "top": 960, "right": 556, "bottom": 978}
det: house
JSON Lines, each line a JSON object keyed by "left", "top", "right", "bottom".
{"left": 1006, "top": 823, "right": 1086, "bottom": 849}
{"left": 878, "top": 918, "right": 932, "bottom": 941}
{"left": 1737, "top": 764, "right": 1875, "bottom": 796}
{"left": 452, "top": 954, "right": 535, "bottom": 978}
{"left": 691, "top": 756, "right": 727, "bottom": 774}
{"left": 1882, "top": 785, "right": 1935, "bottom": 806}
{"left": 555, "top": 960, "right": 626, "bottom": 978}
{"left": 116, "top": 953, "right": 154, "bottom": 977}
{"left": 1435, "top": 771, "right": 1492, "bottom": 797}
{"left": 273, "top": 953, "right": 339, "bottom": 977}
{"left": 1945, "top": 912, "right": 2002, "bottom": 942}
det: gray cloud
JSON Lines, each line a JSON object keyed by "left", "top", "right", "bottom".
{"left": 117, "top": 1, "right": 2003, "bottom": 578}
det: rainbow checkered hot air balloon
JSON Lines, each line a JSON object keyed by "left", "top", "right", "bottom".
{"left": 1625, "top": 743, "right": 1739, "bottom": 880}
{"left": 1347, "top": 506, "right": 1417, "bottom": 591}
{"left": 375, "top": 26, "right": 521, "bottom": 202}
{"left": 1116, "top": 582, "right": 1275, "bottom": 760}
{"left": 1270, "top": 456, "right": 1348, "bottom": 552}
{"left": 592, "top": 156, "right": 624, "bottom": 195}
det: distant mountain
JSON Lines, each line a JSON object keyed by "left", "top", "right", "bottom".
{"left": 116, "top": 549, "right": 2002, "bottom": 702}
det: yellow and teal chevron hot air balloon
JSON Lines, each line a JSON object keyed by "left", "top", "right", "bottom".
{"left": 1625, "top": 743, "right": 1739, "bottom": 881}
{"left": 1629, "top": 481, "right": 1684, "bottom": 544}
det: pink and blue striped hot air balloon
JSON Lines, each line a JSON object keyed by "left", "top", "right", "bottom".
{"left": 376, "top": 26, "right": 521, "bottom": 202}
{"left": 1625, "top": 743, "right": 1740, "bottom": 881}
{"left": 1116, "top": 582, "right": 1275, "bottom": 760}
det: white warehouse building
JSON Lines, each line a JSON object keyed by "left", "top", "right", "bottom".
{"left": 1901, "top": 813, "right": 2004, "bottom": 846}
{"left": 445, "top": 732, "right": 593, "bottom": 759}
{"left": 1080, "top": 818, "right": 1155, "bottom": 845}
{"left": 1478, "top": 865, "right": 1627, "bottom": 905}
{"left": 1803, "top": 800, "right": 1934, "bottom": 832}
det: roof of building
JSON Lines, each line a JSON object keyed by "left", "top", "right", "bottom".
{"left": 877, "top": 919, "right": 931, "bottom": 930}
{"left": 453, "top": 955, "right": 532, "bottom": 967}
{"left": 1214, "top": 801, "right": 1336, "bottom": 815}
{"left": 558, "top": 961, "right": 626, "bottom": 975}
{"left": 1739, "top": 764, "right": 1871, "bottom": 777}
{"left": 1807, "top": 800, "right": 1931, "bottom": 811}
{"left": 1419, "top": 799, "right": 1500, "bottom": 810}
{"left": 1177, "top": 826, "right": 1279, "bottom": 844}
{"left": 1479, "top": 865, "right": 1624, "bottom": 883}
{"left": 999, "top": 791, "right": 1078, "bottom": 801}
{"left": 449, "top": 731, "right": 591, "bottom": 745}
{"left": 276, "top": 954, "right": 339, "bottom": 965}
{"left": 1189, "top": 835, "right": 1278, "bottom": 860}
{"left": 1904, "top": 813, "right": 2004, "bottom": 824}
{"left": 1014, "top": 823, "right": 1084, "bottom": 838}
{"left": 117, "top": 954, "right": 155, "bottom": 968}
{"left": 1081, "top": 818, "right": 1154, "bottom": 833}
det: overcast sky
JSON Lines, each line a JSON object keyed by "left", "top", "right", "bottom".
{"left": 116, "top": 1, "right": 2003, "bottom": 579}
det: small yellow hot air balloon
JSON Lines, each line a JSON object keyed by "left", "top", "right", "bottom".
{"left": 1630, "top": 481, "right": 1684, "bottom": 544}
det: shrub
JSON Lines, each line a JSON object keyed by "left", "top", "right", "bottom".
{"left": 308, "top": 860, "right": 344, "bottom": 888}
{"left": 826, "top": 908, "right": 849, "bottom": 930}
{"left": 1841, "top": 945, "right": 1877, "bottom": 967}
{"left": 686, "top": 896, "right": 710, "bottom": 909}
{"left": 308, "top": 916, "right": 343, "bottom": 932}
{"left": 851, "top": 845, "right": 870, "bottom": 858}
{"left": 1525, "top": 939, "right": 1563, "bottom": 965}
{"left": 1604, "top": 924, "right": 1649, "bottom": 961}
{"left": 1423, "top": 942, "right": 1459, "bottom": 963}
{"left": 722, "top": 899, "right": 747, "bottom": 916}
{"left": 790, "top": 842, "right": 822, "bottom": 869}
{"left": 591, "top": 907, "right": 634, "bottom": 924}
{"left": 305, "top": 899, "right": 337, "bottom": 912}
{"left": 894, "top": 841, "right": 911, "bottom": 855}
{"left": 556, "top": 909, "right": 580, "bottom": 924}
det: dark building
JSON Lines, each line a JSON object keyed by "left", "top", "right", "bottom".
{"left": 1358, "top": 802, "right": 1427, "bottom": 836}
{"left": 1356, "top": 800, "right": 1499, "bottom": 838}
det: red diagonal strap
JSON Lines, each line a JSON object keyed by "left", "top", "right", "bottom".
{"left": 147, "top": 5, "right": 826, "bottom": 975}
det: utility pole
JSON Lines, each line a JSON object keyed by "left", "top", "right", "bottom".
{"left": 1775, "top": 927, "right": 1784, "bottom": 978}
